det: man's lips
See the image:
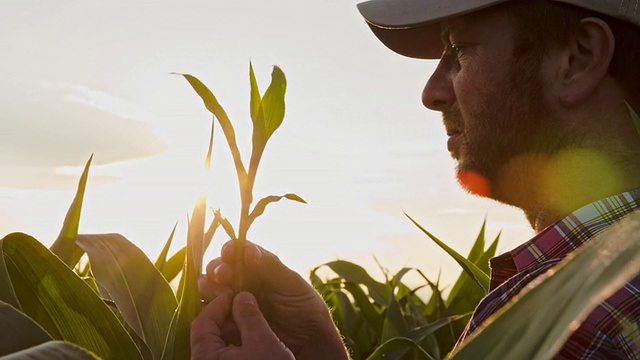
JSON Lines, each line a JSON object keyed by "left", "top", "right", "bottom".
{"left": 447, "top": 132, "right": 462, "bottom": 154}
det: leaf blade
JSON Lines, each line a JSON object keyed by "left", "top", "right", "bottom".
{"left": 76, "top": 234, "right": 178, "bottom": 360}
{"left": 49, "top": 155, "right": 93, "bottom": 267}
{"left": 2, "top": 233, "right": 142, "bottom": 359}
{"left": 405, "top": 212, "right": 490, "bottom": 294}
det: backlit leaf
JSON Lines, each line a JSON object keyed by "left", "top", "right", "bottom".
{"left": 155, "top": 222, "right": 178, "bottom": 272}
{"left": 331, "top": 289, "right": 357, "bottom": 335}
{"left": 256, "top": 66, "right": 287, "bottom": 141}
{"left": 214, "top": 209, "right": 236, "bottom": 240}
{"left": 177, "top": 73, "right": 247, "bottom": 181}
{"left": 344, "top": 282, "right": 383, "bottom": 336}
{"left": 249, "top": 62, "right": 261, "bottom": 123}
{"left": 162, "top": 199, "right": 204, "bottom": 359}
{"left": 161, "top": 217, "right": 218, "bottom": 283}
{"left": 1, "top": 233, "right": 141, "bottom": 359}
{"left": 50, "top": 155, "right": 92, "bottom": 267}
{"left": 248, "top": 193, "right": 307, "bottom": 227}
{"left": 323, "top": 260, "right": 391, "bottom": 306}
{"left": 204, "top": 118, "right": 214, "bottom": 170}
{"left": 76, "top": 234, "right": 178, "bottom": 360}
{"left": 405, "top": 212, "right": 490, "bottom": 294}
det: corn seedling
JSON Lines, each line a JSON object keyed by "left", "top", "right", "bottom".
{"left": 177, "top": 63, "right": 305, "bottom": 292}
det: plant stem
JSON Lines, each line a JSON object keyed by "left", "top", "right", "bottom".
{"left": 234, "top": 144, "right": 264, "bottom": 292}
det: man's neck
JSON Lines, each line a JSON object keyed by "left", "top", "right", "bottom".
{"left": 497, "top": 148, "right": 640, "bottom": 233}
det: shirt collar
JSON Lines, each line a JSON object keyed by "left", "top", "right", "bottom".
{"left": 489, "top": 189, "right": 640, "bottom": 290}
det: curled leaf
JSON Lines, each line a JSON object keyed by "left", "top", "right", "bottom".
{"left": 248, "top": 193, "right": 306, "bottom": 226}
{"left": 175, "top": 73, "right": 247, "bottom": 184}
{"left": 213, "top": 209, "right": 236, "bottom": 240}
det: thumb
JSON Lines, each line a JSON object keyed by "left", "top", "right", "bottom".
{"left": 232, "top": 291, "right": 279, "bottom": 345}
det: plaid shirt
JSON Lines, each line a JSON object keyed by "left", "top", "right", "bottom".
{"left": 457, "top": 190, "right": 640, "bottom": 359}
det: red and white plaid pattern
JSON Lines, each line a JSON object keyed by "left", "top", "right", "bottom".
{"left": 456, "top": 190, "right": 640, "bottom": 359}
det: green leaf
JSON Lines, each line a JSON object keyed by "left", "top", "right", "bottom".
{"left": 214, "top": 209, "right": 236, "bottom": 240}
{"left": 177, "top": 73, "right": 247, "bottom": 182}
{"left": 155, "top": 222, "right": 179, "bottom": 272}
{"left": 405, "top": 212, "right": 490, "bottom": 294}
{"left": 161, "top": 217, "right": 219, "bottom": 283}
{"left": 0, "top": 341, "right": 98, "bottom": 360}
{"left": 323, "top": 260, "right": 391, "bottom": 306}
{"left": 446, "top": 223, "right": 498, "bottom": 310}
{"left": 416, "top": 270, "right": 446, "bottom": 321}
{"left": 248, "top": 193, "right": 307, "bottom": 226}
{"left": 1, "top": 233, "right": 142, "bottom": 359}
{"left": 161, "top": 248, "right": 185, "bottom": 284}
{"left": 162, "top": 200, "right": 205, "bottom": 360}
{"left": 49, "top": 154, "right": 92, "bottom": 267}
{"left": 75, "top": 234, "right": 178, "bottom": 360}
{"left": 390, "top": 267, "right": 413, "bottom": 290}
{"left": 256, "top": 66, "right": 287, "bottom": 141}
{"left": 343, "top": 282, "right": 384, "bottom": 336}
{"left": 249, "top": 61, "right": 261, "bottom": 123}
{"left": 365, "top": 337, "right": 434, "bottom": 360}
{"left": 406, "top": 314, "right": 470, "bottom": 344}
{"left": 467, "top": 219, "right": 486, "bottom": 263}
{"left": 381, "top": 292, "right": 408, "bottom": 343}
{"left": 0, "top": 301, "right": 51, "bottom": 356}
{"left": 331, "top": 289, "right": 357, "bottom": 335}
{"left": 189, "top": 197, "right": 206, "bottom": 282}
{"left": 451, "top": 211, "right": 640, "bottom": 360}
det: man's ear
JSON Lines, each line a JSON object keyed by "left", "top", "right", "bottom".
{"left": 559, "top": 17, "right": 615, "bottom": 107}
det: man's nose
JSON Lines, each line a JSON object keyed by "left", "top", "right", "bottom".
{"left": 422, "top": 61, "right": 453, "bottom": 112}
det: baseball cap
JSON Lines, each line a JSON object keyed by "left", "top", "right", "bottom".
{"left": 357, "top": 0, "right": 640, "bottom": 59}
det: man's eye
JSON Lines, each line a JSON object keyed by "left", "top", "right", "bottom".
{"left": 450, "top": 45, "right": 466, "bottom": 59}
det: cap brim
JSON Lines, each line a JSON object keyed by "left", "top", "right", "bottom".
{"left": 357, "top": 0, "right": 508, "bottom": 59}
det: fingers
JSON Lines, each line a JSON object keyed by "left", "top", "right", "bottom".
{"left": 190, "top": 292, "right": 232, "bottom": 358}
{"left": 232, "top": 291, "right": 293, "bottom": 359}
{"left": 215, "top": 240, "right": 309, "bottom": 295}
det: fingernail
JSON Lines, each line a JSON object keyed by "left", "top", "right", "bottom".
{"left": 213, "top": 265, "right": 223, "bottom": 282}
{"left": 249, "top": 245, "right": 262, "bottom": 264}
{"left": 238, "top": 292, "right": 256, "bottom": 305}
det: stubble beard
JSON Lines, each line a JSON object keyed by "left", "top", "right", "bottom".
{"left": 448, "top": 59, "right": 568, "bottom": 208}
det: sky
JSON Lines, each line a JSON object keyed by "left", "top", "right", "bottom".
{"left": 1, "top": 0, "right": 534, "bottom": 288}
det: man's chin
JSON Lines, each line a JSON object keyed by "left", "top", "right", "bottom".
{"left": 456, "top": 167, "right": 492, "bottom": 198}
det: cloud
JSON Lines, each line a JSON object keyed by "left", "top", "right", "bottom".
{"left": 0, "top": 83, "right": 166, "bottom": 189}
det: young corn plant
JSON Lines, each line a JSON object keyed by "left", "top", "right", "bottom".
{"left": 177, "top": 63, "right": 305, "bottom": 292}
{"left": 0, "top": 63, "right": 304, "bottom": 359}
{"left": 311, "top": 219, "right": 499, "bottom": 360}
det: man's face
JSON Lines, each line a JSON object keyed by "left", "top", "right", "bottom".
{"left": 422, "top": 6, "right": 563, "bottom": 202}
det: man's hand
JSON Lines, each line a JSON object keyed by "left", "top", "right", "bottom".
{"left": 191, "top": 290, "right": 295, "bottom": 359}
{"left": 198, "top": 240, "right": 349, "bottom": 360}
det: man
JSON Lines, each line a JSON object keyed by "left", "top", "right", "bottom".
{"left": 192, "top": 0, "right": 640, "bottom": 358}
